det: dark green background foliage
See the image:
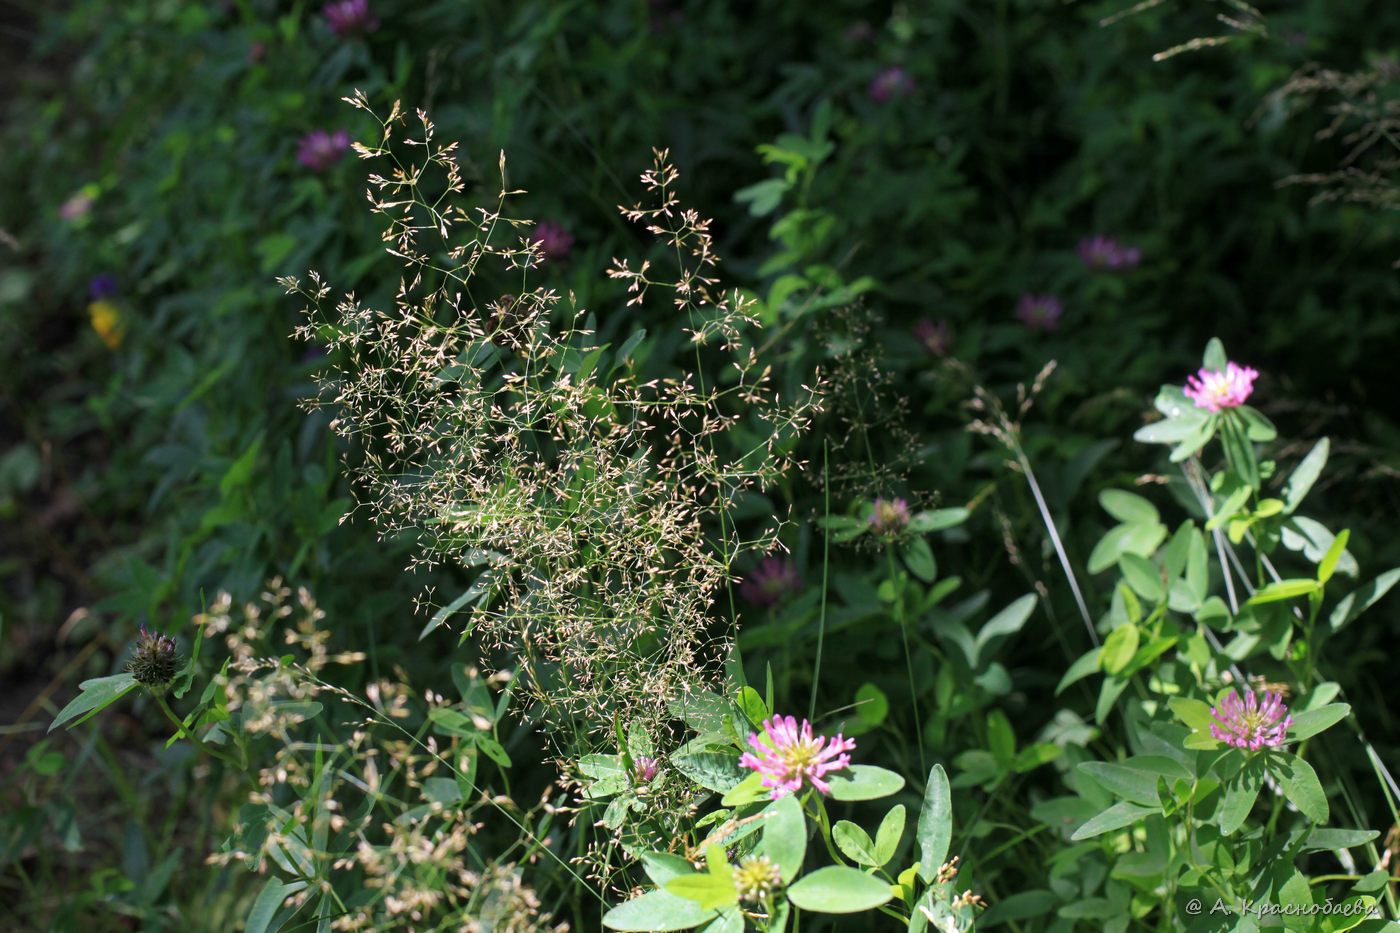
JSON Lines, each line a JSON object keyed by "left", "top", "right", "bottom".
{"left": 2, "top": 0, "right": 1399, "bottom": 929}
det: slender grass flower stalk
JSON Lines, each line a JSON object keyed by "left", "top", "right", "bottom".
{"left": 740, "top": 714, "right": 855, "bottom": 799}
{"left": 740, "top": 556, "right": 802, "bottom": 608}
{"left": 1210, "top": 687, "right": 1292, "bottom": 750}
{"left": 1183, "top": 361, "right": 1259, "bottom": 412}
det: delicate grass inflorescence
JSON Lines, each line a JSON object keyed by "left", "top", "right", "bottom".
{"left": 284, "top": 95, "right": 822, "bottom": 745}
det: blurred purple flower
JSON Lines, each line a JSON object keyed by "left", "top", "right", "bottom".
{"left": 740, "top": 556, "right": 802, "bottom": 608}
{"left": 248, "top": 41, "right": 267, "bottom": 64}
{"left": 1015, "top": 294, "right": 1063, "bottom": 331}
{"left": 914, "top": 317, "right": 952, "bottom": 356}
{"left": 530, "top": 220, "right": 575, "bottom": 263}
{"left": 88, "top": 274, "right": 119, "bottom": 301}
{"left": 1077, "top": 234, "right": 1142, "bottom": 271}
{"left": 60, "top": 190, "right": 94, "bottom": 222}
{"left": 297, "top": 129, "right": 351, "bottom": 172}
{"left": 868, "top": 67, "right": 913, "bottom": 103}
{"left": 648, "top": 0, "right": 684, "bottom": 33}
{"left": 323, "top": 0, "right": 379, "bottom": 37}
{"left": 870, "top": 497, "right": 911, "bottom": 536}
{"left": 844, "top": 21, "right": 875, "bottom": 43}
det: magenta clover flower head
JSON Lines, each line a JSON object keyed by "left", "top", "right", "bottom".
{"left": 869, "top": 66, "right": 914, "bottom": 103}
{"left": 1210, "top": 687, "right": 1292, "bottom": 751}
{"left": 297, "top": 129, "right": 351, "bottom": 172}
{"left": 740, "top": 556, "right": 802, "bottom": 608}
{"left": 632, "top": 756, "right": 659, "bottom": 783}
{"left": 1015, "top": 293, "right": 1063, "bottom": 331}
{"left": 323, "top": 0, "right": 379, "bottom": 37}
{"left": 869, "top": 496, "right": 911, "bottom": 536}
{"left": 740, "top": 715, "right": 856, "bottom": 799}
{"left": 914, "top": 317, "right": 953, "bottom": 356}
{"left": 530, "top": 220, "right": 575, "bottom": 262}
{"left": 1077, "top": 234, "right": 1142, "bottom": 271}
{"left": 1183, "top": 361, "right": 1258, "bottom": 412}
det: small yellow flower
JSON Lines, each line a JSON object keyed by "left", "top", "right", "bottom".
{"left": 88, "top": 299, "right": 125, "bottom": 349}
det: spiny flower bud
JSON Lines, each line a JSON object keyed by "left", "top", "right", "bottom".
{"left": 732, "top": 855, "right": 782, "bottom": 904}
{"left": 127, "top": 626, "right": 180, "bottom": 687}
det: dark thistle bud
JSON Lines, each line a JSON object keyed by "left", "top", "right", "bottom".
{"left": 128, "top": 626, "right": 180, "bottom": 687}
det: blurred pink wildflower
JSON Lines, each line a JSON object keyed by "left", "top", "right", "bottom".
{"left": 1210, "top": 687, "right": 1291, "bottom": 750}
{"left": 1077, "top": 234, "right": 1141, "bottom": 271}
{"left": 60, "top": 190, "right": 94, "bottom": 222}
{"left": 740, "top": 556, "right": 802, "bottom": 608}
{"left": 870, "top": 497, "right": 911, "bottom": 535}
{"left": 869, "top": 67, "right": 913, "bottom": 103}
{"left": 740, "top": 715, "right": 855, "bottom": 799}
{"left": 1015, "top": 293, "right": 1063, "bottom": 331}
{"left": 323, "top": 0, "right": 379, "bottom": 37}
{"left": 914, "top": 317, "right": 952, "bottom": 356}
{"left": 1184, "top": 362, "right": 1258, "bottom": 412}
{"left": 297, "top": 129, "right": 351, "bottom": 172}
{"left": 530, "top": 220, "right": 575, "bottom": 262}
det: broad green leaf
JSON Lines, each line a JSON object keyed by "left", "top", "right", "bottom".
{"left": 49, "top": 673, "right": 139, "bottom": 733}
{"left": 1100, "top": 489, "right": 1159, "bottom": 525}
{"left": 246, "top": 878, "right": 308, "bottom": 933}
{"left": 975, "top": 594, "right": 1037, "bottom": 657}
{"left": 603, "top": 889, "right": 715, "bottom": 931}
{"left": 641, "top": 852, "right": 696, "bottom": 886}
{"left": 1203, "top": 338, "right": 1227, "bottom": 372}
{"left": 979, "top": 890, "right": 1061, "bottom": 926}
{"left": 786, "top": 866, "right": 893, "bottom": 914}
{"left": 1168, "top": 698, "right": 1217, "bottom": 739}
{"left": 1283, "top": 438, "right": 1329, "bottom": 513}
{"left": 833, "top": 820, "right": 879, "bottom": 867}
{"left": 1273, "top": 754, "right": 1328, "bottom": 823}
{"left": 761, "top": 794, "right": 805, "bottom": 882}
{"left": 1288, "top": 704, "right": 1350, "bottom": 742}
{"left": 1247, "top": 579, "right": 1320, "bottom": 605}
{"left": 874, "top": 805, "right": 905, "bottom": 867}
{"left": 665, "top": 871, "right": 737, "bottom": 912}
{"left": 1218, "top": 758, "right": 1264, "bottom": 835}
{"left": 986, "top": 709, "right": 1016, "bottom": 765}
{"left": 1119, "top": 553, "right": 1164, "bottom": 602}
{"left": 1318, "top": 529, "right": 1350, "bottom": 584}
{"left": 909, "top": 508, "right": 968, "bottom": 533}
{"left": 854, "top": 682, "right": 889, "bottom": 727}
{"left": 1099, "top": 624, "right": 1140, "bottom": 676}
{"left": 671, "top": 742, "right": 743, "bottom": 793}
{"left": 900, "top": 536, "right": 937, "bottom": 583}
{"left": 1070, "top": 801, "right": 1157, "bottom": 840}
{"left": 720, "top": 770, "right": 768, "bottom": 807}
{"left": 1303, "top": 828, "right": 1379, "bottom": 852}
{"left": 1205, "top": 484, "right": 1252, "bottom": 531}
{"left": 916, "top": 764, "right": 952, "bottom": 883}
{"left": 1078, "top": 761, "right": 1161, "bottom": 807}
{"left": 827, "top": 765, "right": 905, "bottom": 801}
{"left": 1056, "top": 647, "right": 1102, "bottom": 695}
{"left": 1329, "top": 569, "right": 1400, "bottom": 631}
